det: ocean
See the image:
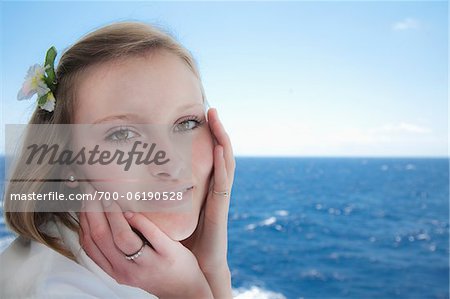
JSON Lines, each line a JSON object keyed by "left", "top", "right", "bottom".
{"left": 1, "top": 157, "right": 449, "bottom": 299}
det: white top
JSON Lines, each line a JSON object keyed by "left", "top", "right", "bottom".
{"left": 0, "top": 216, "right": 158, "bottom": 299}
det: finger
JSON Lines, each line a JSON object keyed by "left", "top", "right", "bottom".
{"left": 84, "top": 198, "right": 131, "bottom": 269}
{"left": 103, "top": 200, "right": 154, "bottom": 261}
{"left": 79, "top": 209, "right": 114, "bottom": 275}
{"left": 208, "top": 108, "right": 231, "bottom": 154}
{"left": 207, "top": 108, "right": 235, "bottom": 176}
{"left": 198, "top": 145, "right": 229, "bottom": 260}
{"left": 206, "top": 145, "right": 230, "bottom": 226}
{"left": 124, "top": 212, "right": 175, "bottom": 257}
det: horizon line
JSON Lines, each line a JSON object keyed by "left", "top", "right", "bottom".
{"left": 234, "top": 155, "right": 450, "bottom": 159}
{"left": 0, "top": 154, "right": 448, "bottom": 159}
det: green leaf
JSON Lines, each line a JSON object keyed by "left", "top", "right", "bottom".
{"left": 44, "top": 46, "right": 57, "bottom": 67}
{"left": 44, "top": 46, "right": 57, "bottom": 90}
{"left": 43, "top": 76, "right": 53, "bottom": 88}
{"left": 37, "top": 93, "right": 48, "bottom": 106}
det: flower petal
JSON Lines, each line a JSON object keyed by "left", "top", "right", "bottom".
{"left": 39, "top": 92, "right": 55, "bottom": 112}
{"left": 18, "top": 64, "right": 48, "bottom": 100}
{"left": 17, "top": 81, "right": 36, "bottom": 100}
{"left": 36, "top": 79, "right": 50, "bottom": 96}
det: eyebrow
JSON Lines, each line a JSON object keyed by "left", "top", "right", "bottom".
{"left": 176, "top": 103, "right": 204, "bottom": 113}
{"left": 92, "top": 114, "right": 138, "bottom": 125}
{"left": 92, "top": 102, "right": 204, "bottom": 125}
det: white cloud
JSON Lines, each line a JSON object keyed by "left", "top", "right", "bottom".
{"left": 392, "top": 18, "right": 420, "bottom": 31}
{"left": 372, "top": 122, "right": 432, "bottom": 134}
{"left": 323, "top": 122, "right": 432, "bottom": 147}
{"left": 228, "top": 121, "right": 436, "bottom": 156}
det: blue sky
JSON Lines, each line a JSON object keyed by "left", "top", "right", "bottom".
{"left": 1, "top": 1, "right": 448, "bottom": 157}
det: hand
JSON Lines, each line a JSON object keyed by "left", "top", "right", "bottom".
{"left": 181, "top": 108, "right": 235, "bottom": 299}
{"left": 78, "top": 188, "right": 213, "bottom": 299}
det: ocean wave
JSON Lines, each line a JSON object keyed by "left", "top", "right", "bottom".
{"left": 245, "top": 216, "right": 280, "bottom": 231}
{"left": 261, "top": 216, "right": 277, "bottom": 226}
{"left": 275, "top": 210, "right": 289, "bottom": 217}
{"left": 233, "top": 286, "right": 286, "bottom": 299}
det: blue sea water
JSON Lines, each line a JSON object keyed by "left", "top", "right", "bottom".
{"left": 1, "top": 157, "right": 449, "bottom": 299}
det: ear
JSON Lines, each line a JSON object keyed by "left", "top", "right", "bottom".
{"left": 62, "top": 167, "right": 79, "bottom": 188}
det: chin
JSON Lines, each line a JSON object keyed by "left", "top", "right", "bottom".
{"left": 138, "top": 186, "right": 207, "bottom": 241}
{"left": 141, "top": 211, "right": 200, "bottom": 241}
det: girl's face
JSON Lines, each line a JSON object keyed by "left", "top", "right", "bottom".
{"left": 72, "top": 50, "right": 214, "bottom": 240}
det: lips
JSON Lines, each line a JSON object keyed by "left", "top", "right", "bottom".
{"left": 178, "top": 186, "right": 194, "bottom": 193}
{"left": 156, "top": 184, "right": 194, "bottom": 193}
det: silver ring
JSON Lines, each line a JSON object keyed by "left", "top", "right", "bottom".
{"left": 213, "top": 190, "right": 229, "bottom": 197}
{"left": 125, "top": 240, "right": 146, "bottom": 261}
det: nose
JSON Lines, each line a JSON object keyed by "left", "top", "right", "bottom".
{"left": 151, "top": 160, "right": 182, "bottom": 179}
{"left": 148, "top": 134, "right": 191, "bottom": 180}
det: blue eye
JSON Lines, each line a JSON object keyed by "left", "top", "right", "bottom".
{"left": 174, "top": 116, "right": 204, "bottom": 132}
{"left": 105, "top": 128, "right": 139, "bottom": 144}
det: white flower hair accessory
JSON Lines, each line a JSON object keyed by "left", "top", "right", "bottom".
{"left": 17, "top": 46, "right": 58, "bottom": 112}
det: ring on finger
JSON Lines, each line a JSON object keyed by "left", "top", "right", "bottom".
{"left": 124, "top": 239, "right": 146, "bottom": 261}
{"left": 213, "top": 190, "right": 229, "bottom": 197}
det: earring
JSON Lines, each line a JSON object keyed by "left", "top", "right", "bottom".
{"left": 68, "top": 175, "right": 76, "bottom": 182}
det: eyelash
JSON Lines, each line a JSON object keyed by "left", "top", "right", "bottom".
{"left": 175, "top": 115, "right": 205, "bottom": 133}
{"left": 105, "top": 126, "right": 139, "bottom": 145}
{"left": 104, "top": 115, "right": 205, "bottom": 145}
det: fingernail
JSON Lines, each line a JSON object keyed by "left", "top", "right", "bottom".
{"left": 124, "top": 211, "right": 134, "bottom": 219}
{"left": 102, "top": 199, "right": 112, "bottom": 208}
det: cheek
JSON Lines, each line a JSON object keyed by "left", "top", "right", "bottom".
{"left": 192, "top": 128, "right": 214, "bottom": 183}
{"left": 75, "top": 161, "right": 145, "bottom": 193}
{"left": 74, "top": 165, "right": 136, "bottom": 213}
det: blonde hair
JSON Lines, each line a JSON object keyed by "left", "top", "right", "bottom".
{"left": 4, "top": 21, "right": 207, "bottom": 259}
